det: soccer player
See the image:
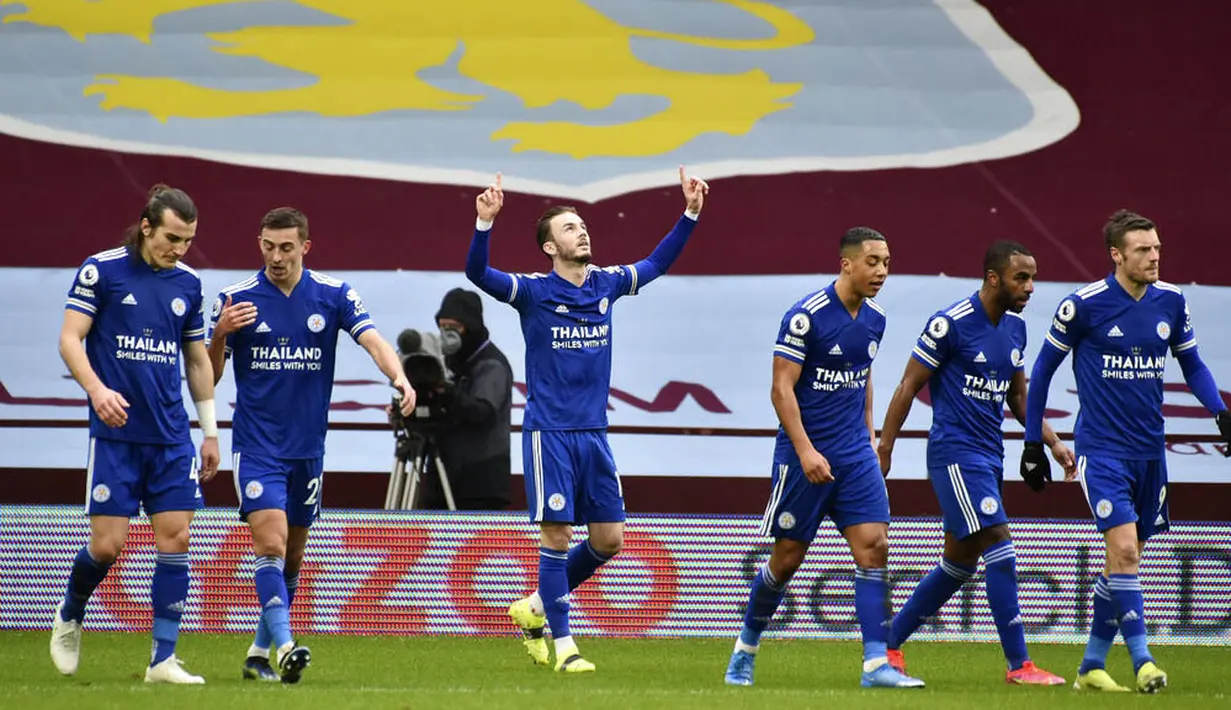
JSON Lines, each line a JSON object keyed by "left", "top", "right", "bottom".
{"left": 877, "top": 241, "right": 1072, "bottom": 686}
{"left": 51, "top": 185, "right": 219, "bottom": 684}
{"left": 465, "top": 168, "right": 707, "bottom": 672}
{"left": 724, "top": 227, "right": 924, "bottom": 689}
{"left": 207, "top": 207, "right": 416, "bottom": 683}
{"left": 1021, "top": 210, "right": 1231, "bottom": 693}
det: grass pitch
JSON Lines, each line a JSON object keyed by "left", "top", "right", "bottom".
{"left": 1, "top": 632, "right": 1228, "bottom": 709}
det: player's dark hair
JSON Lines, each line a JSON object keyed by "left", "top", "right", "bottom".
{"left": 839, "top": 227, "right": 886, "bottom": 255}
{"left": 122, "top": 184, "right": 197, "bottom": 249}
{"left": 1103, "top": 209, "right": 1156, "bottom": 254}
{"left": 536, "top": 206, "right": 578, "bottom": 257}
{"left": 260, "top": 206, "right": 310, "bottom": 241}
{"left": 983, "top": 240, "right": 1033, "bottom": 280}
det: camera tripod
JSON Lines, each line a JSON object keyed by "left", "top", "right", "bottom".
{"left": 384, "top": 423, "right": 456, "bottom": 511}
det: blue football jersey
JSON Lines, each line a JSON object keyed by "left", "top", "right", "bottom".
{"left": 1040, "top": 276, "right": 1195, "bottom": 459}
{"left": 911, "top": 293, "right": 1027, "bottom": 468}
{"left": 210, "top": 269, "right": 375, "bottom": 458}
{"left": 773, "top": 283, "right": 886, "bottom": 465}
{"left": 496, "top": 264, "right": 639, "bottom": 431}
{"left": 64, "top": 246, "right": 206, "bottom": 443}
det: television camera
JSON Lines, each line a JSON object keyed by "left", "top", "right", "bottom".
{"left": 384, "top": 328, "right": 461, "bottom": 511}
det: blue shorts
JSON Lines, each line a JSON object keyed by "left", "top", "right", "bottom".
{"left": 928, "top": 462, "right": 1008, "bottom": 540}
{"left": 85, "top": 437, "right": 202, "bottom": 517}
{"left": 523, "top": 430, "right": 625, "bottom": 525}
{"left": 233, "top": 452, "right": 325, "bottom": 528}
{"left": 759, "top": 456, "right": 889, "bottom": 541}
{"left": 1077, "top": 454, "right": 1169, "bottom": 540}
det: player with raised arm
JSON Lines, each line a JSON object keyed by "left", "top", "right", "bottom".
{"left": 1021, "top": 210, "right": 1231, "bottom": 693}
{"left": 724, "top": 228, "right": 924, "bottom": 689}
{"left": 466, "top": 168, "right": 706, "bottom": 672}
{"left": 877, "top": 241, "right": 1073, "bottom": 686}
{"left": 207, "top": 207, "right": 415, "bottom": 684}
{"left": 51, "top": 185, "right": 219, "bottom": 684}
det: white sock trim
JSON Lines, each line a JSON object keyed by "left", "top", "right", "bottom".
{"left": 553, "top": 635, "right": 575, "bottom": 655}
{"left": 247, "top": 644, "right": 269, "bottom": 659}
{"left": 528, "top": 591, "right": 544, "bottom": 616}
{"left": 734, "top": 639, "right": 759, "bottom": 655}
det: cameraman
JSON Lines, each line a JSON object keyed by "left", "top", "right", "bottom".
{"left": 423, "top": 288, "right": 513, "bottom": 510}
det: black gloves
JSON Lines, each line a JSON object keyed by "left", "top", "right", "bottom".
{"left": 1217, "top": 411, "right": 1231, "bottom": 457}
{"left": 1020, "top": 441, "right": 1052, "bottom": 492}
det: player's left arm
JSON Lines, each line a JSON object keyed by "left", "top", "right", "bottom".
{"left": 1169, "top": 296, "right": 1231, "bottom": 451}
{"left": 865, "top": 366, "right": 876, "bottom": 451}
{"left": 337, "top": 283, "right": 416, "bottom": 417}
{"left": 182, "top": 285, "right": 219, "bottom": 481}
{"left": 182, "top": 340, "right": 219, "bottom": 482}
{"left": 617, "top": 167, "right": 707, "bottom": 296}
{"left": 357, "top": 329, "right": 416, "bottom": 418}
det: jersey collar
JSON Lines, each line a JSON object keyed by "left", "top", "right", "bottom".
{"left": 827, "top": 281, "right": 869, "bottom": 321}
{"left": 257, "top": 266, "right": 307, "bottom": 296}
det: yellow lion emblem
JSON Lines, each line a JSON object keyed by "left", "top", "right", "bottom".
{"left": 2, "top": 0, "right": 814, "bottom": 157}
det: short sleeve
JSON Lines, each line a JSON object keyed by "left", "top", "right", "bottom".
{"left": 911, "top": 314, "right": 954, "bottom": 371}
{"left": 340, "top": 282, "right": 376, "bottom": 342}
{"left": 182, "top": 280, "right": 206, "bottom": 342}
{"left": 1011, "top": 320, "right": 1028, "bottom": 371}
{"left": 206, "top": 291, "right": 233, "bottom": 358}
{"left": 773, "top": 308, "right": 811, "bottom": 364}
{"left": 65, "top": 259, "right": 103, "bottom": 317}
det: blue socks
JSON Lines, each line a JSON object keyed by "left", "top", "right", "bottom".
{"left": 855, "top": 567, "right": 890, "bottom": 661}
{"left": 539, "top": 547, "right": 571, "bottom": 641}
{"left": 1109, "top": 573, "right": 1153, "bottom": 672}
{"left": 254, "top": 571, "right": 299, "bottom": 652}
{"left": 738, "top": 565, "right": 786, "bottom": 648}
{"left": 982, "top": 540, "right": 1029, "bottom": 670}
{"left": 1079, "top": 575, "right": 1118, "bottom": 674}
{"left": 736, "top": 564, "right": 890, "bottom": 658}
{"left": 150, "top": 551, "right": 190, "bottom": 666}
{"left": 254, "top": 556, "right": 293, "bottom": 651}
{"left": 889, "top": 558, "right": 974, "bottom": 649}
{"left": 566, "top": 540, "right": 613, "bottom": 591}
{"left": 61, "top": 546, "right": 112, "bottom": 623}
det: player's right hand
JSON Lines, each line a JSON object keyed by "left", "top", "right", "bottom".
{"left": 476, "top": 172, "right": 503, "bottom": 222}
{"left": 213, "top": 295, "right": 257, "bottom": 337}
{"left": 1020, "top": 441, "right": 1051, "bottom": 492}
{"left": 800, "top": 447, "right": 833, "bottom": 484}
{"left": 876, "top": 444, "right": 892, "bottom": 477}
{"left": 1216, "top": 410, "right": 1231, "bottom": 456}
{"left": 88, "top": 385, "right": 129, "bottom": 428}
{"left": 680, "top": 165, "right": 709, "bottom": 214}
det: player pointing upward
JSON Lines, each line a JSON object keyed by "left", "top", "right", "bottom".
{"left": 465, "top": 168, "right": 707, "bottom": 672}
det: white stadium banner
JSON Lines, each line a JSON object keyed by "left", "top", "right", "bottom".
{"left": 3, "top": 508, "right": 1230, "bottom": 645}
{"left": 1, "top": 268, "right": 1228, "bottom": 481}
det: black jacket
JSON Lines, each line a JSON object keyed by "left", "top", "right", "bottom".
{"left": 425, "top": 289, "right": 513, "bottom": 509}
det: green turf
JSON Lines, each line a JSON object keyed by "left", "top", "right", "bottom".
{"left": 1, "top": 632, "right": 1228, "bottom": 709}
